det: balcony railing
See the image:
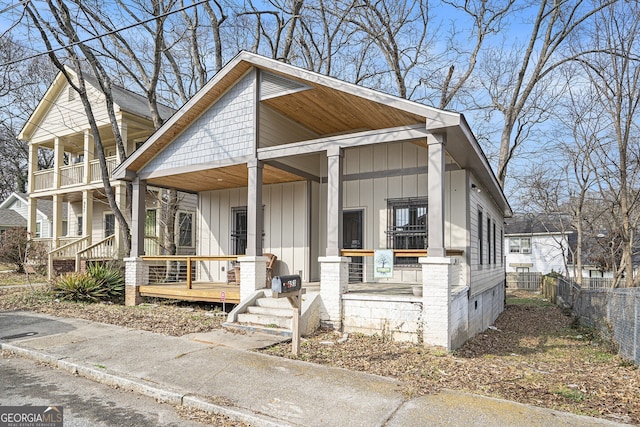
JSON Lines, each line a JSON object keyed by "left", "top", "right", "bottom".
{"left": 32, "top": 155, "right": 118, "bottom": 192}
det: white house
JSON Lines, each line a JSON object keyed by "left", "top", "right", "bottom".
{"left": 0, "top": 192, "right": 67, "bottom": 237}
{"left": 504, "top": 213, "right": 571, "bottom": 276}
{"left": 114, "top": 52, "right": 511, "bottom": 350}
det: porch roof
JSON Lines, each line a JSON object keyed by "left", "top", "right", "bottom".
{"left": 113, "top": 51, "right": 510, "bottom": 215}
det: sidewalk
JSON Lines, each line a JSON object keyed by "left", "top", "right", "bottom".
{"left": 0, "top": 311, "right": 630, "bottom": 427}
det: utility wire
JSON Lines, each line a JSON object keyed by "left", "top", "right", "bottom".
{"left": 1, "top": 0, "right": 209, "bottom": 67}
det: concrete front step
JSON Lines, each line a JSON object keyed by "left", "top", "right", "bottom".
{"left": 236, "top": 312, "right": 292, "bottom": 329}
{"left": 222, "top": 321, "right": 292, "bottom": 337}
{"left": 254, "top": 296, "right": 303, "bottom": 309}
{"left": 246, "top": 305, "right": 294, "bottom": 317}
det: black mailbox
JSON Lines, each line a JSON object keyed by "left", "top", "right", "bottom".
{"left": 271, "top": 275, "right": 302, "bottom": 294}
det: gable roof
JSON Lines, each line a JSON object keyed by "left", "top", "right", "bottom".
{"left": 0, "top": 208, "right": 27, "bottom": 227}
{"left": 0, "top": 192, "right": 68, "bottom": 220}
{"left": 18, "top": 67, "right": 174, "bottom": 141}
{"left": 114, "top": 51, "right": 510, "bottom": 215}
{"left": 505, "top": 213, "right": 572, "bottom": 236}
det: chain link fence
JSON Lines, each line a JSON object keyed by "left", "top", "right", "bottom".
{"left": 543, "top": 277, "right": 640, "bottom": 365}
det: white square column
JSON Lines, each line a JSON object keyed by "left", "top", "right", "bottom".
{"left": 319, "top": 256, "right": 349, "bottom": 330}
{"left": 238, "top": 255, "right": 268, "bottom": 302}
{"left": 124, "top": 257, "right": 148, "bottom": 306}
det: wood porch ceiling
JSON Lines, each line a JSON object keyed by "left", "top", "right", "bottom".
{"left": 146, "top": 163, "right": 305, "bottom": 193}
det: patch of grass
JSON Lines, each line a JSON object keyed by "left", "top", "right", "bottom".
{"left": 0, "top": 272, "right": 47, "bottom": 286}
{"left": 506, "top": 297, "right": 554, "bottom": 307}
{"left": 553, "top": 387, "right": 587, "bottom": 402}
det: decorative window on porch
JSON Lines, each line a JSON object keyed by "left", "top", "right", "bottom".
{"left": 386, "top": 197, "right": 428, "bottom": 266}
{"left": 177, "top": 211, "right": 194, "bottom": 247}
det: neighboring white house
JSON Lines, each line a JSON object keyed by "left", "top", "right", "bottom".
{"left": 504, "top": 213, "right": 571, "bottom": 276}
{"left": 0, "top": 192, "right": 67, "bottom": 237}
{"left": 18, "top": 69, "right": 197, "bottom": 277}
{"left": 114, "top": 52, "right": 512, "bottom": 350}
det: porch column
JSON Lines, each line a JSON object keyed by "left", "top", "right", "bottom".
{"left": 27, "top": 144, "right": 37, "bottom": 193}
{"left": 52, "top": 194, "right": 63, "bottom": 246}
{"left": 114, "top": 183, "right": 126, "bottom": 256}
{"left": 117, "top": 119, "right": 128, "bottom": 161}
{"left": 131, "top": 177, "right": 146, "bottom": 257}
{"left": 53, "top": 137, "right": 63, "bottom": 188}
{"left": 239, "top": 159, "right": 267, "bottom": 302}
{"left": 83, "top": 130, "right": 93, "bottom": 184}
{"left": 427, "top": 133, "right": 446, "bottom": 257}
{"left": 320, "top": 147, "right": 349, "bottom": 330}
{"left": 246, "top": 159, "right": 263, "bottom": 256}
{"left": 326, "top": 147, "right": 343, "bottom": 256}
{"left": 27, "top": 197, "right": 38, "bottom": 239}
{"left": 125, "top": 176, "right": 147, "bottom": 306}
{"left": 82, "top": 190, "right": 93, "bottom": 244}
{"left": 420, "top": 256, "right": 456, "bottom": 350}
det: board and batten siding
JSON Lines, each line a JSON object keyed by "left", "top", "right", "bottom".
{"left": 30, "top": 81, "right": 114, "bottom": 144}
{"left": 140, "top": 72, "right": 256, "bottom": 175}
{"left": 317, "top": 141, "right": 468, "bottom": 284}
{"left": 197, "top": 181, "right": 312, "bottom": 282}
{"left": 468, "top": 172, "right": 505, "bottom": 297}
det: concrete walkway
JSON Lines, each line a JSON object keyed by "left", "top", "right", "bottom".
{"left": 0, "top": 311, "right": 631, "bottom": 427}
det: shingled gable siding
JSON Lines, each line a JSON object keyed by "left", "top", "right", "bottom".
{"left": 140, "top": 73, "right": 255, "bottom": 174}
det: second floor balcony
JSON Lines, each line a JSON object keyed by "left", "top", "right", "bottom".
{"left": 33, "top": 156, "right": 119, "bottom": 192}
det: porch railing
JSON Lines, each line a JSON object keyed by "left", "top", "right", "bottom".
{"left": 33, "top": 169, "right": 54, "bottom": 191}
{"left": 340, "top": 249, "right": 465, "bottom": 283}
{"left": 60, "top": 163, "right": 84, "bottom": 187}
{"left": 75, "top": 235, "right": 117, "bottom": 271}
{"left": 141, "top": 255, "right": 238, "bottom": 290}
{"left": 90, "top": 156, "right": 118, "bottom": 183}
{"left": 47, "top": 236, "right": 89, "bottom": 279}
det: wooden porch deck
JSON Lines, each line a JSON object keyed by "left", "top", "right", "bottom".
{"left": 138, "top": 282, "right": 240, "bottom": 303}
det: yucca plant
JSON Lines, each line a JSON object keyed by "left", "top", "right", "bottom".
{"left": 85, "top": 262, "right": 124, "bottom": 302}
{"left": 53, "top": 272, "right": 106, "bottom": 302}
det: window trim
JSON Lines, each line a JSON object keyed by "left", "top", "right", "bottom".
{"left": 478, "top": 209, "right": 483, "bottom": 265}
{"left": 104, "top": 212, "right": 115, "bottom": 238}
{"left": 509, "top": 236, "right": 531, "bottom": 254}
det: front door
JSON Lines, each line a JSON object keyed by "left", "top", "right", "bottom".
{"left": 343, "top": 210, "right": 363, "bottom": 283}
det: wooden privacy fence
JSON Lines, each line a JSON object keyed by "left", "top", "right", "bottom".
{"left": 506, "top": 272, "right": 543, "bottom": 290}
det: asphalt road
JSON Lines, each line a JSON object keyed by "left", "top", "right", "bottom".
{"left": 0, "top": 353, "right": 205, "bottom": 427}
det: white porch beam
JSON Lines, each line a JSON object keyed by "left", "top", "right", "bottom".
{"left": 53, "top": 137, "right": 63, "bottom": 188}
{"left": 427, "top": 133, "right": 446, "bottom": 257}
{"left": 27, "top": 197, "right": 38, "bottom": 238}
{"left": 27, "top": 144, "right": 37, "bottom": 193}
{"left": 83, "top": 130, "right": 93, "bottom": 184}
{"left": 82, "top": 190, "right": 93, "bottom": 245}
{"left": 52, "top": 194, "right": 63, "bottom": 245}
{"left": 257, "top": 124, "right": 429, "bottom": 161}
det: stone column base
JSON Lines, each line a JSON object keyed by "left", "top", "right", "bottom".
{"left": 238, "top": 256, "right": 268, "bottom": 302}
{"left": 125, "top": 285, "right": 142, "bottom": 306}
{"left": 124, "top": 257, "right": 148, "bottom": 307}
{"left": 420, "top": 256, "right": 456, "bottom": 350}
{"left": 319, "top": 256, "right": 350, "bottom": 330}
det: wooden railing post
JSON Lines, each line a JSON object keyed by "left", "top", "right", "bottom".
{"left": 186, "top": 256, "right": 192, "bottom": 289}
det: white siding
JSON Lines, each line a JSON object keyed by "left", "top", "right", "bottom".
{"left": 31, "top": 81, "right": 113, "bottom": 144}
{"left": 141, "top": 73, "right": 256, "bottom": 174}
{"left": 505, "top": 234, "right": 568, "bottom": 275}
{"left": 197, "top": 181, "right": 311, "bottom": 282}
{"left": 259, "top": 105, "right": 318, "bottom": 148}
{"left": 468, "top": 172, "right": 505, "bottom": 297}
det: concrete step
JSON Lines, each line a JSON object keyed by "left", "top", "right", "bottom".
{"left": 236, "top": 312, "right": 292, "bottom": 329}
{"left": 254, "top": 296, "right": 303, "bottom": 309}
{"left": 246, "top": 305, "right": 294, "bottom": 317}
{"left": 222, "top": 322, "right": 292, "bottom": 337}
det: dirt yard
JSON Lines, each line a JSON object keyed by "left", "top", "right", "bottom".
{"left": 1, "top": 286, "right": 638, "bottom": 425}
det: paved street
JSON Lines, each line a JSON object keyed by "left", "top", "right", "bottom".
{"left": 0, "top": 354, "right": 204, "bottom": 427}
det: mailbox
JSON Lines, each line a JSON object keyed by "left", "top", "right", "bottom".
{"left": 271, "top": 274, "right": 302, "bottom": 294}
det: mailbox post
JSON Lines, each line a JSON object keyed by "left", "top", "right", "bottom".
{"left": 271, "top": 275, "right": 305, "bottom": 356}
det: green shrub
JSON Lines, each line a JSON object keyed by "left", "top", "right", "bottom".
{"left": 54, "top": 273, "right": 106, "bottom": 302}
{"left": 85, "top": 262, "right": 124, "bottom": 301}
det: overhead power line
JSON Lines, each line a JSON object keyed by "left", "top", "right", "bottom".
{"left": 1, "top": 0, "right": 209, "bottom": 67}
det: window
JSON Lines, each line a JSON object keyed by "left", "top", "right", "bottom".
{"left": 104, "top": 213, "right": 115, "bottom": 238}
{"left": 487, "top": 216, "right": 491, "bottom": 264}
{"left": 386, "top": 197, "right": 427, "bottom": 265}
{"left": 493, "top": 222, "right": 497, "bottom": 264}
{"left": 145, "top": 210, "right": 157, "bottom": 237}
{"left": 178, "top": 212, "right": 194, "bottom": 247}
{"left": 77, "top": 216, "right": 83, "bottom": 236}
{"left": 478, "top": 210, "right": 483, "bottom": 265}
{"left": 35, "top": 222, "right": 41, "bottom": 238}
{"left": 68, "top": 87, "right": 75, "bottom": 101}
{"left": 509, "top": 237, "right": 531, "bottom": 254}
{"left": 231, "top": 207, "right": 248, "bottom": 255}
